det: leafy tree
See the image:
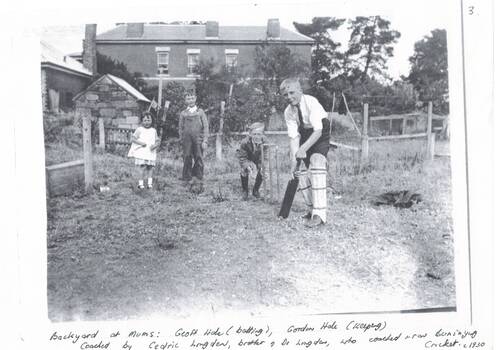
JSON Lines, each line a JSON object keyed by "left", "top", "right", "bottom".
{"left": 406, "top": 29, "right": 448, "bottom": 114}
{"left": 193, "top": 43, "right": 309, "bottom": 132}
{"left": 193, "top": 58, "right": 242, "bottom": 133}
{"left": 385, "top": 81, "right": 417, "bottom": 114}
{"left": 253, "top": 43, "right": 309, "bottom": 85}
{"left": 253, "top": 43, "right": 309, "bottom": 126}
{"left": 347, "top": 16, "right": 400, "bottom": 81}
{"left": 293, "top": 17, "right": 346, "bottom": 83}
{"left": 293, "top": 17, "right": 346, "bottom": 110}
{"left": 96, "top": 52, "right": 147, "bottom": 91}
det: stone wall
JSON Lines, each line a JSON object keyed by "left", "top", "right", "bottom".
{"left": 75, "top": 75, "right": 144, "bottom": 129}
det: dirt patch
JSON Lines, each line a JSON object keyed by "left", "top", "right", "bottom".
{"left": 46, "top": 150, "right": 455, "bottom": 321}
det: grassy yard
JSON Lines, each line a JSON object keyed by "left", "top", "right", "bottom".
{"left": 45, "top": 136, "right": 455, "bottom": 321}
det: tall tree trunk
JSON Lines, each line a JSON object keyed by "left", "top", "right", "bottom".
{"left": 362, "top": 16, "right": 377, "bottom": 82}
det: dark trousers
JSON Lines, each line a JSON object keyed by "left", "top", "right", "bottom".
{"left": 299, "top": 118, "right": 330, "bottom": 167}
{"left": 182, "top": 133, "right": 204, "bottom": 180}
{"left": 240, "top": 171, "right": 263, "bottom": 194}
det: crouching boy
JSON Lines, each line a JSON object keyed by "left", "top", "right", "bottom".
{"left": 237, "top": 122, "right": 266, "bottom": 200}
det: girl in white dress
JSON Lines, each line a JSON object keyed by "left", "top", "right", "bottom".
{"left": 127, "top": 112, "right": 160, "bottom": 189}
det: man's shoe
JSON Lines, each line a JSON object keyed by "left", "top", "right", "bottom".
{"left": 305, "top": 215, "right": 324, "bottom": 227}
{"left": 242, "top": 191, "right": 249, "bottom": 201}
{"left": 252, "top": 190, "right": 261, "bottom": 199}
{"left": 301, "top": 212, "right": 312, "bottom": 220}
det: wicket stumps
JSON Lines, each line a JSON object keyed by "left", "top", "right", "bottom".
{"left": 261, "top": 143, "right": 280, "bottom": 202}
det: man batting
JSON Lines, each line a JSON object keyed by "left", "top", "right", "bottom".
{"left": 280, "top": 78, "right": 331, "bottom": 227}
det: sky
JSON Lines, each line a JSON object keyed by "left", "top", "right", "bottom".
{"left": 38, "top": 0, "right": 452, "bottom": 80}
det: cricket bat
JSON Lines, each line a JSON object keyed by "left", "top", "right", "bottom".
{"left": 278, "top": 160, "right": 302, "bottom": 219}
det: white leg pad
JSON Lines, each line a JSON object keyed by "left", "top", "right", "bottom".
{"left": 310, "top": 153, "right": 327, "bottom": 222}
{"left": 297, "top": 169, "right": 313, "bottom": 210}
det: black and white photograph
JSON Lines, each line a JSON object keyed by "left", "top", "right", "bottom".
{"left": 41, "top": 8, "right": 458, "bottom": 321}
{"left": 2, "top": 0, "right": 495, "bottom": 348}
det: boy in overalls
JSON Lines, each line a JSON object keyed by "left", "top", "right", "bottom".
{"left": 237, "top": 122, "right": 266, "bottom": 200}
{"left": 179, "top": 91, "right": 209, "bottom": 183}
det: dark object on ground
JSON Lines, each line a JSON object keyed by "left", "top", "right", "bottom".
{"left": 305, "top": 215, "right": 324, "bottom": 227}
{"left": 426, "top": 272, "right": 441, "bottom": 280}
{"left": 373, "top": 190, "right": 422, "bottom": 208}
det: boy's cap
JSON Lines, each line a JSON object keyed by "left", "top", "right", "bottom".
{"left": 249, "top": 122, "right": 265, "bottom": 133}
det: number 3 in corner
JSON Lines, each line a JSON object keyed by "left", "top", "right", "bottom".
{"left": 468, "top": 5, "right": 475, "bottom": 15}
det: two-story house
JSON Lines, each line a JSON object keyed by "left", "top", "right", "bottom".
{"left": 93, "top": 19, "right": 314, "bottom": 86}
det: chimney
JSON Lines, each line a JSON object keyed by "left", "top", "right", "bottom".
{"left": 205, "top": 21, "right": 219, "bottom": 38}
{"left": 267, "top": 18, "right": 280, "bottom": 39}
{"left": 126, "top": 23, "right": 144, "bottom": 38}
{"left": 83, "top": 24, "right": 97, "bottom": 75}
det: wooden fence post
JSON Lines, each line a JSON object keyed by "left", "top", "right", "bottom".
{"left": 429, "top": 132, "right": 436, "bottom": 160}
{"left": 275, "top": 146, "right": 281, "bottom": 200}
{"left": 216, "top": 101, "right": 225, "bottom": 161}
{"left": 81, "top": 108, "right": 93, "bottom": 192}
{"left": 360, "top": 103, "right": 369, "bottom": 169}
{"left": 261, "top": 144, "right": 266, "bottom": 200}
{"left": 402, "top": 116, "right": 407, "bottom": 135}
{"left": 426, "top": 101, "right": 433, "bottom": 159}
{"left": 98, "top": 117, "right": 105, "bottom": 150}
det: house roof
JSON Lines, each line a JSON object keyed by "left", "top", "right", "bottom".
{"left": 96, "top": 24, "right": 314, "bottom": 43}
{"left": 73, "top": 74, "right": 150, "bottom": 103}
{"left": 40, "top": 41, "right": 92, "bottom": 77}
{"left": 107, "top": 75, "right": 150, "bottom": 102}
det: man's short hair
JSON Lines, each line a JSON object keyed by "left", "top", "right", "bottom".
{"left": 280, "top": 78, "right": 302, "bottom": 92}
{"left": 185, "top": 89, "right": 196, "bottom": 97}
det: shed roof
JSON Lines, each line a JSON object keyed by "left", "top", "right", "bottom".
{"left": 97, "top": 24, "right": 314, "bottom": 43}
{"left": 73, "top": 74, "right": 150, "bottom": 103}
{"left": 107, "top": 75, "right": 150, "bottom": 102}
{"left": 41, "top": 41, "right": 92, "bottom": 77}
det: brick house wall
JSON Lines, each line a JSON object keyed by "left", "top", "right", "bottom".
{"left": 96, "top": 42, "right": 312, "bottom": 85}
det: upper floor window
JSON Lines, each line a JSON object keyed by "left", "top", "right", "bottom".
{"left": 225, "top": 49, "right": 239, "bottom": 73}
{"left": 187, "top": 49, "right": 200, "bottom": 75}
{"left": 156, "top": 47, "right": 170, "bottom": 75}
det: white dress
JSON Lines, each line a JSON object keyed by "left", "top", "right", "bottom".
{"left": 127, "top": 126, "right": 158, "bottom": 165}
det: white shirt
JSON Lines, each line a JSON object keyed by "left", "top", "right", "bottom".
{"left": 284, "top": 94, "right": 327, "bottom": 139}
{"left": 127, "top": 126, "right": 158, "bottom": 161}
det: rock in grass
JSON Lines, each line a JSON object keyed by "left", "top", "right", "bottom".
{"left": 426, "top": 272, "right": 441, "bottom": 280}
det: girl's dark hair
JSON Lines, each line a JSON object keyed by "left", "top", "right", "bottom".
{"left": 141, "top": 111, "right": 154, "bottom": 122}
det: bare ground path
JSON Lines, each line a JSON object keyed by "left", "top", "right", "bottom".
{"left": 47, "top": 157, "right": 455, "bottom": 322}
